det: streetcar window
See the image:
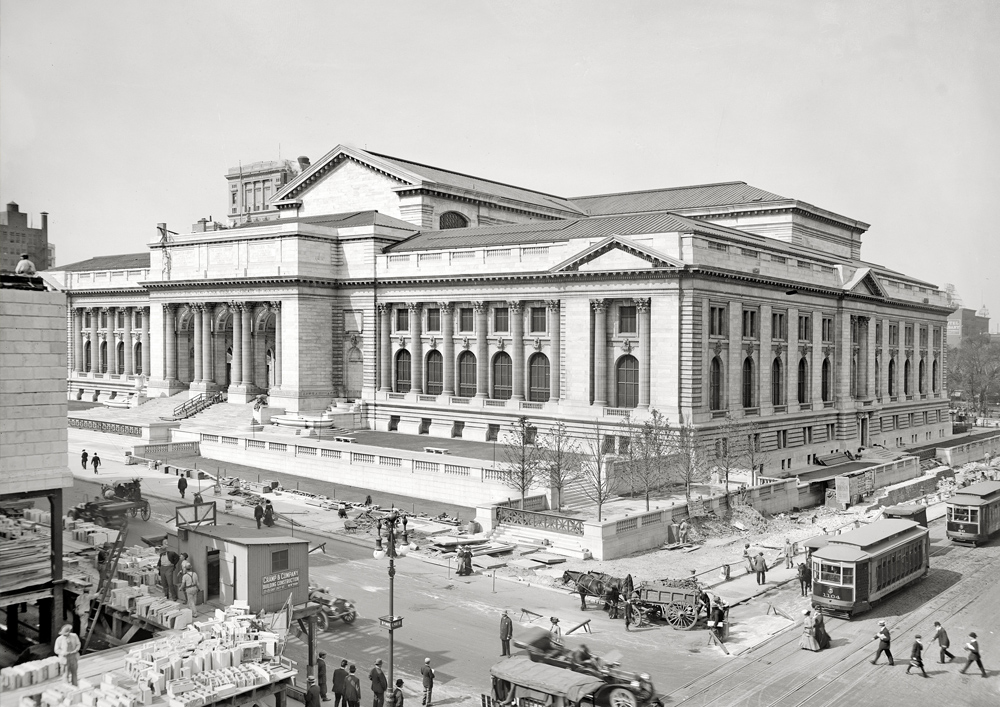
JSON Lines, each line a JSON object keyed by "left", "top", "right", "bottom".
{"left": 947, "top": 507, "right": 952, "bottom": 521}
{"left": 969, "top": 509, "right": 979, "bottom": 524}
{"left": 819, "top": 563, "right": 849, "bottom": 585}
{"left": 952, "top": 507, "right": 970, "bottom": 522}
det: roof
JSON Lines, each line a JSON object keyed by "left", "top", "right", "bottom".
{"left": 811, "top": 544, "right": 869, "bottom": 562}
{"left": 489, "top": 656, "right": 605, "bottom": 702}
{"left": 949, "top": 480, "right": 1000, "bottom": 506}
{"left": 883, "top": 505, "right": 927, "bottom": 518}
{"left": 801, "top": 534, "right": 832, "bottom": 551}
{"left": 570, "top": 181, "right": 787, "bottom": 216}
{"left": 825, "top": 519, "right": 924, "bottom": 550}
{"left": 55, "top": 253, "right": 151, "bottom": 272}
{"left": 190, "top": 525, "right": 308, "bottom": 546}
{"left": 232, "top": 210, "right": 417, "bottom": 233}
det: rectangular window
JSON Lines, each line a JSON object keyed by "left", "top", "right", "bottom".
{"left": 426, "top": 308, "right": 441, "bottom": 332}
{"left": 821, "top": 316, "right": 834, "bottom": 343}
{"left": 459, "top": 308, "right": 474, "bottom": 332}
{"left": 933, "top": 328, "right": 941, "bottom": 348}
{"left": 601, "top": 436, "right": 616, "bottom": 454}
{"left": 494, "top": 307, "right": 509, "bottom": 332}
{"left": 797, "top": 314, "right": 811, "bottom": 341}
{"left": 619, "top": 305, "right": 637, "bottom": 334}
{"left": 772, "top": 312, "right": 787, "bottom": 341}
{"left": 710, "top": 305, "right": 727, "bottom": 337}
{"left": 486, "top": 424, "right": 500, "bottom": 442}
{"left": 905, "top": 325, "right": 914, "bottom": 347}
{"left": 826, "top": 423, "right": 835, "bottom": 441}
{"left": 530, "top": 307, "right": 547, "bottom": 333}
{"left": 876, "top": 321, "right": 883, "bottom": 343}
{"left": 889, "top": 324, "right": 898, "bottom": 346}
{"left": 803, "top": 426, "right": 813, "bottom": 444}
{"left": 919, "top": 327, "right": 928, "bottom": 348}
{"left": 271, "top": 550, "right": 289, "bottom": 572}
{"left": 776, "top": 430, "right": 788, "bottom": 449}
{"left": 742, "top": 309, "right": 758, "bottom": 339}
{"left": 396, "top": 308, "right": 409, "bottom": 332}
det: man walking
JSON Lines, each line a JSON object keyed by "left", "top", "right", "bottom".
{"left": 54, "top": 624, "right": 81, "bottom": 686}
{"left": 178, "top": 475, "right": 188, "bottom": 499}
{"left": 871, "top": 620, "right": 894, "bottom": 666}
{"left": 500, "top": 610, "right": 513, "bottom": 656}
{"left": 345, "top": 665, "right": 362, "bottom": 707}
{"left": 333, "top": 659, "right": 349, "bottom": 707}
{"left": 91, "top": 453, "right": 102, "bottom": 474}
{"left": 391, "top": 679, "right": 404, "bottom": 707}
{"left": 318, "top": 651, "right": 330, "bottom": 702}
{"left": 906, "top": 635, "right": 929, "bottom": 677}
{"left": 420, "top": 658, "right": 434, "bottom": 707}
{"left": 369, "top": 659, "right": 387, "bottom": 707}
{"left": 81, "top": 449, "right": 89, "bottom": 470}
{"left": 254, "top": 501, "right": 265, "bottom": 529}
{"left": 930, "top": 621, "right": 955, "bottom": 663}
{"left": 959, "top": 632, "right": 987, "bottom": 677}
{"left": 784, "top": 538, "right": 794, "bottom": 569}
{"left": 305, "top": 676, "right": 322, "bottom": 707}
{"left": 754, "top": 552, "right": 767, "bottom": 585}
{"left": 797, "top": 562, "right": 811, "bottom": 597}
{"left": 157, "top": 544, "right": 179, "bottom": 601}
{"left": 179, "top": 561, "right": 199, "bottom": 618}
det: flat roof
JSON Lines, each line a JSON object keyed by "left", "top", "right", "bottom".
{"left": 812, "top": 544, "right": 868, "bottom": 562}
{"left": 190, "top": 525, "right": 308, "bottom": 546}
{"left": 825, "top": 519, "right": 921, "bottom": 549}
{"left": 949, "top": 480, "right": 1000, "bottom": 506}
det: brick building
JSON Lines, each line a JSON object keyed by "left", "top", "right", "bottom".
{"left": 1, "top": 202, "right": 51, "bottom": 272}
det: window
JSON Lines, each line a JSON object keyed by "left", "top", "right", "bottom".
{"left": 904, "top": 359, "right": 912, "bottom": 395}
{"left": 933, "top": 328, "right": 941, "bottom": 349}
{"left": 889, "top": 324, "right": 899, "bottom": 346}
{"left": 271, "top": 550, "right": 289, "bottom": 572}
{"left": 619, "top": 305, "right": 637, "bottom": 334}
{"left": 457, "top": 352, "right": 477, "bottom": 397}
{"left": 826, "top": 423, "right": 835, "bottom": 441}
{"left": 803, "top": 426, "right": 813, "bottom": 444}
{"left": 919, "top": 327, "right": 928, "bottom": 348}
{"left": 905, "top": 325, "right": 914, "bottom": 347}
{"left": 850, "top": 353, "right": 858, "bottom": 398}
{"left": 616, "top": 355, "right": 639, "bottom": 408}
{"left": 821, "top": 358, "right": 832, "bottom": 402}
{"left": 742, "top": 309, "right": 758, "bottom": 339}
{"left": 876, "top": 321, "right": 882, "bottom": 343}
{"left": 710, "top": 305, "right": 727, "bottom": 337}
{"left": 919, "top": 359, "right": 926, "bottom": 394}
{"left": 742, "top": 357, "right": 755, "bottom": 408}
{"left": 426, "top": 308, "right": 441, "bottom": 332}
{"left": 821, "top": 316, "right": 834, "bottom": 343}
{"left": 439, "top": 211, "right": 469, "bottom": 230}
{"left": 134, "top": 342, "right": 142, "bottom": 374}
{"left": 494, "top": 307, "right": 509, "bottom": 332}
{"left": 709, "top": 357, "right": 723, "bottom": 411}
{"left": 530, "top": 307, "right": 547, "bottom": 333}
{"left": 888, "top": 359, "right": 896, "bottom": 396}
{"left": 817, "top": 563, "right": 853, "bottom": 586}
{"left": 875, "top": 354, "right": 881, "bottom": 397}
{"left": 486, "top": 424, "right": 500, "bottom": 442}
{"left": 459, "top": 308, "right": 474, "bottom": 332}
{"left": 84, "top": 341, "right": 92, "bottom": 372}
{"left": 776, "top": 430, "right": 788, "bottom": 449}
{"left": 394, "top": 350, "right": 411, "bottom": 393}
{"left": 116, "top": 342, "right": 124, "bottom": 373}
{"left": 528, "top": 353, "right": 550, "bottom": 402}
{"left": 100, "top": 341, "right": 108, "bottom": 373}
{"left": 772, "top": 312, "right": 787, "bottom": 341}
{"left": 772, "top": 357, "right": 784, "bottom": 405}
{"left": 135, "top": 311, "right": 143, "bottom": 328}
{"left": 797, "top": 358, "right": 809, "bottom": 404}
{"left": 601, "top": 436, "right": 617, "bottom": 454}
{"left": 932, "top": 359, "right": 939, "bottom": 393}
{"left": 492, "top": 352, "right": 512, "bottom": 400}
{"left": 396, "top": 308, "right": 409, "bottom": 332}
{"left": 426, "top": 350, "right": 443, "bottom": 395}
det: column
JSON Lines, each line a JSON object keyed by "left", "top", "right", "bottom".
{"left": 378, "top": 304, "right": 392, "bottom": 391}
{"left": 231, "top": 302, "right": 243, "bottom": 385}
{"left": 102, "top": 308, "right": 112, "bottom": 374}
{"left": 141, "top": 307, "right": 150, "bottom": 377}
{"left": 164, "top": 304, "right": 177, "bottom": 381}
{"left": 272, "top": 302, "right": 282, "bottom": 388}
{"left": 88, "top": 308, "right": 99, "bottom": 374}
{"left": 241, "top": 304, "right": 252, "bottom": 388}
{"left": 409, "top": 303, "right": 423, "bottom": 394}
{"left": 74, "top": 308, "right": 84, "bottom": 374}
{"left": 441, "top": 304, "right": 455, "bottom": 396}
{"left": 474, "top": 302, "right": 489, "bottom": 398}
{"left": 510, "top": 301, "right": 524, "bottom": 400}
{"left": 547, "top": 300, "right": 560, "bottom": 402}
{"left": 865, "top": 316, "right": 876, "bottom": 399}
{"left": 637, "top": 298, "right": 651, "bottom": 408}
{"left": 592, "top": 299, "right": 608, "bottom": 406}
{"left": 123, "top": 307, "right": 133, "bottom": 375}
{"left": 192, "top": 305, "right": 204, "bottom": 383}
{"left": 203, "top": 304, "right": 215, "bottom": 386}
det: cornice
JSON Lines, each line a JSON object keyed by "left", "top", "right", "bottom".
{"left": 142, "top": 276, "right": 341, "bottom": 290}
{"left": 392, "top": 186, "right": 570, "bottom": 220}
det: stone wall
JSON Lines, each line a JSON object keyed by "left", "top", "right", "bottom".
{"left": 936, "top": 433, "right": 1000, "bottom": 467}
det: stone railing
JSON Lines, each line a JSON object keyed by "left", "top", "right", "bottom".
{"left": 131, "top": 441, "right": 200, "bottom": 458}
{"left": 70, "top": 418, "right": 142, "bottom": 438}
{"left": 496, "top": 506, "right": 584, "bottom": 536}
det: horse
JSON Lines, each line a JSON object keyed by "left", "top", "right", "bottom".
{"left": 561, "top": 571, "right": 634, "bottom": 612}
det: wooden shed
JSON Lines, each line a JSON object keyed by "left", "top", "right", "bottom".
{"left": 177, "top": 526, "right": 310, "bottom": 613}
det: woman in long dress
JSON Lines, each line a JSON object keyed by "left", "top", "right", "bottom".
{"left": 799, "top": 609, "right": 821, "bottom": 651}
{"left": 813, "top": 608, "right": 831, "bottom": 649}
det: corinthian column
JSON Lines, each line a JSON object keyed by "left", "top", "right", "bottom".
{"left": 441, "top": 304, "right": 455, "bottom": 396}
{"left": 203, "top": 304, "right": 215, "bottom": 386}
{"left": 241, "top": 304, "right": 253, "bottom": 388}
{"left": 141, "top": 307, "right": 150, "bottom": 377}
{"left": 510, "top": 301, "right": 524, "bottom": 400}
{"left": 74, "top": 308, "right": 84, "bottom": 374}
{"left": 637, "top": 298, "right": 651, "bottom": 409}
{"left": 548, "top": 300, "right": 560, "bottom": 402}
{"left": 123, "top": 307, "right": 133, "bottom": 375}
{"left": 592, "top": 299, "right": 608, "bottom": 406}
{"left": 409, "top": 302, "right": 423, "bottom": 394}
{"left": 474, "top": 302, "right": 489, "bottom": 398}
{"left": 378, "top": 304, "right": 392, "bottom": 391}
{"left": 272, "top": 302, "right": 282, "bottom": 388}
{"left": 192, "top": 305, "right": 204, "bottom": 383}
{"left": 231, "top": 302, "right": 243, "bottom": 386}
{"left": 164, "top": 304, "right": 177, "bottom": 381}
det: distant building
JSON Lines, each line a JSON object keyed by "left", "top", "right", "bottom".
{"left": 947, "top": 306, "right": 990, "bottom": 347}
{"left": 225, "top": 159, "right": 301, "bottom": 225}
{"left": 0, "top": 202, "right": 50, "bottom": 272}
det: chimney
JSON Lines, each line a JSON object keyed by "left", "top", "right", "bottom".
{"left": 40, "top": 212, "right": 48, "bottom": 234}
{"left": 297, "top": 156, "right": 311, "bottom": 171}
{"left": 7, "top": 202, "right": 18, "bottom": 214}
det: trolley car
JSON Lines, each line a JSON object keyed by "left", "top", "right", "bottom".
{"left": 946, "top": 480, "right": 1000, "bottom": 546}
{"left": 810, "top": 518, "right": 929, "bottom": 618}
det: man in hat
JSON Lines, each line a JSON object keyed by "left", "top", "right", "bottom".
{"left": 54, "top": 624, "right": 81, "bottom": 686}
{"left": 345, "top": 665, "right": 362, "bottom": 707}
{"left": 318, "top": 651, "right": 330, "bottom": 701}
{"left": 906, "top": 635, "right": 929, "bottom": 677}
{"left": 753, "top": 552, "right": 768, "bottom": 585}
{"left": 369, "top": 659, "right": 388, "bottom": 707}
{"left": 930, "top": 621, "right": 955, "bottom": 663}
{"left": 81, "top": 449, "right": 89, "bottom": 470}
{"left": 871, "top": 620, "right": 894, "bottom": 666}
{"left": 500, "top": 609, "right": 513, "bottom": 656}
{"left": 391, "top": 679, "right": 404, "bottom": 707}
{"left": 254, "top": 501, "right": 265, "bottom": 529}
{"left": 420, "top": 658, "right": 434, "bottom": 707}
{"left": 15, "top": 253, "right": 36, "bottom": 275}
{"left": 91, "top": 452, "right": 102, "bottom": 474}
{"left": 305, "top": 675, "right": 322, "bottom": 707}
{"left": 178, "top": 475, "right": 188, "bottom": 499}
{"left": 333, "top": 659, "right": 349, "bottom": 707}
{"left": 959, "top": 632, "right": 987, "bottom": 677}
{"left": 157, "top": 544, "right": 180, "bottom": 600}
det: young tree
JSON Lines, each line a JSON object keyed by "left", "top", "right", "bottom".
{"left": 498, "top": 417, "right": 545, "bottom": 507}
{"left": 579, "top": 421, "right": 620, "bottom": 522}
{"left": 539, "top": 421, "right": 582, "bottom": 512}
{"left": 713, "top": 414, "right": 749, "bottom": 491}
{"left": 617, "top": 412, "right": 639, "bottom": 497}
{"left": 740, "top": 417, "right": 772, "bottom": 484}
{"left": 669, "top": 423, "right": 712, "bottom": 501}
{"left": 949, "top": 335, "right": 1000, "bottom": 415}
{"left": 631, "top": 409, "right": 673, "bottom": 511}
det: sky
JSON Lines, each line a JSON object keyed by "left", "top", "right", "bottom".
{"left": 2, "top": 0, "right": 998, "bottom": 327}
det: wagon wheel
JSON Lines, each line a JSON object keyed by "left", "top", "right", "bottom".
{"left": 140, "top": 502, "right": 151, "bottom": 521}
{"left": 341, "top": 611, "right": 356, "bottom": 625}
{"left": 665, "top": 602, "right": 698, "bottom": 630}
{"left": 130, "top": 506, "right": 138, "bottom": 517}
{"left": 628, "top": 603, "right": 644, "bottom": 627}
{"left": 603, "top": 687, "right": 638, "bottom": 707}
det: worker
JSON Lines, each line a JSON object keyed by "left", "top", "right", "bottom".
{"left": 54, "top": 624, "right": 81, "bottom": 686}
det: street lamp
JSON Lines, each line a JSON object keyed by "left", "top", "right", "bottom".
{"left": 373, "top": 511, "right": 415, "bottom": 688}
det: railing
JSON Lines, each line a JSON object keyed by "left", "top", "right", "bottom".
{"left": 451, "top": 397, "right": 470, "bottom": 404}
{"left": 496, "top": 506, "right": 584, "bottom": 536}
{"left": 604, "top": 408, "right": 631, "bottom": 417}
{"left": 70, "top": 418, "right": 142, "bottom": 438}
{"left": 419, "top": 395, "right": 438, "bottom": 402}
{"left": 521, "top": 402, "right": 544, "bottom": 410}
{"left": 134, "top": 441, "right": 200, "bottom": 457}
{"left": 387, "top": 393, "right": 406, "bottom": 400}
{"left": 485, "top": 400, "right": 507, "bottom": 407}
{"left": 170, "top": 391, "right": 227, "bottom": 420}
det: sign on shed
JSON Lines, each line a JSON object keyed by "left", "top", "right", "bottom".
{"left": 262, "top": 568, "right": 300, "bottom": 595}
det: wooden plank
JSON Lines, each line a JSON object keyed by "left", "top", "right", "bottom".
{"left": 529, "top": 553, "right": 568, "bottom": 565}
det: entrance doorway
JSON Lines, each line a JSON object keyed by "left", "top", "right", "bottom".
{"left": 859, "top": 416, "right": 869, "bottom": 447}
{"left": 206, "top": 549, "right": 220, "bottom": 599}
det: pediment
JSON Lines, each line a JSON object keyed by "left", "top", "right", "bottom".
{"left": 843, "top": 267, "right": 888, "bottom": 298}
{"left": 551, "top": 235, "right": 683, "bottom": 273}
{"left": 273, "top": 145, "right": 426, "bottom": 203}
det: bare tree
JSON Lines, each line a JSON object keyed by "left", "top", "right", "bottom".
{"left": 669, "top": 422, "right": 712, "bottom": 501}
{"left": 713, "top": 414, "right": 749, "bottom": 490}
{"left": 740, "top": 417, "right": 772, "bottom": 484}
{"left": 539, "top": 421, "right": 582, "bottom": 512}
{"left": 579, "top": 421, "right": 620, "bottom": 522}
{"left": 950, "top": 335, "right": 1000, "bottom": 415}
{"left": 617, "top": 412, "right": 639, "bottom": 497}
{"left": 498, "top": 417, "right": 545, "bottom": 507}
{"left": 631, "top": 409, "right": 673, "bottom": 511}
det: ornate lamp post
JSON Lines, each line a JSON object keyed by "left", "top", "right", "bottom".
{"left": 373, "top": 511, "right": 414, "bottom": 688}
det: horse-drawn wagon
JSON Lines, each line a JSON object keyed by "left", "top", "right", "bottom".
{"left": 626, "top": 581, "right": 702, "bottom": 630}
{"left": 561, "top": 571, "right": 634, "bottom": 612}
{"left": 67, "top": 479, "right": 151, "bottom": 527}
{"left": 101, "top": 478, "right": 152, "bottom": 521}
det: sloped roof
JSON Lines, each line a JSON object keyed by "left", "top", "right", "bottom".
{"left": 386, "top": 211, "right": 745, "bottom": 253}
{"left": 291, "top": 211, "right": 417, "bottom": 232}
{"left": 825, "top": 519, "right": 921, "bottom": 549}
{"left": 55, "top": 253, "right": 151, "bottom": 272}
{"left": 570, "top": 181, "right": 787, "bottom": 216}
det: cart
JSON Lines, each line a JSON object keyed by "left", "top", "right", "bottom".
{"left": 100, "top": 478, "right": 152, "bottom": 521}
{"left": 67, "top": 499, "right": 137, "bottom": 529}
{"left": 627, "top": 581, "right": 705, "bottom": 630}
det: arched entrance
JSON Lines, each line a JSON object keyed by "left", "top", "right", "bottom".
{"left": 346, "top": 347, "right": 363, "bottom": 399}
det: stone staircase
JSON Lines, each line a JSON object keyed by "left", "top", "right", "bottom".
{"left": 865, "top": 446, "right": 900, "bottom": 464}
{"left": 558, "top": 478, "right": 593, "bottom": 511}
{"left": 180, "top": 401, "right": 257, "bottom": 433}
{"left": 490, "top": 521, "right": 591, "bottom": 560}
{"left": 69, "top": 393, "right": 187, "bottom": 425}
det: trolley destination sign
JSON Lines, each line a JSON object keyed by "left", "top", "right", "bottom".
{"left": 262, "top": 569, "right": 300, "bottom": 595}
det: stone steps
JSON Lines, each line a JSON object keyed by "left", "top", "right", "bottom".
{"left": 69, "top": 393, "right": 187, "bottom": 425}
{"left": 491, "top": 523, "right": 590, "bottom": 560}
{"left": 181, "top": 401, "right": 257, "bottom": 432}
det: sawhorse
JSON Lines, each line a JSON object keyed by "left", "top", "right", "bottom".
{"left": 520, "top": 608, "right": 544, "bottom": 624}
{"left": 565, "top": 619, "right": 592, "bottom": 636}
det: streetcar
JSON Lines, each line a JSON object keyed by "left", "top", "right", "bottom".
{"left": 945, "top": 480, "right": 1000, "bottom": 546}
{"left": 810, "top": 518, "right": 929, "bottom": 618}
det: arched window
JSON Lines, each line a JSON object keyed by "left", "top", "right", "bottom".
{"left": 426, "top": 350, "right": 443, "bottom": 395}
{"left": 821, "top": 358, "right": 832, "bottom": 402}
{"left": 100, "top": 341, "right": 108, "bottom": 374}
{"left": 850, "top": 353, "right": 858, "bottom": 398}
{"left": 772, "top": 357, "right": 784, "bottom": 405}
{"left": 709, "top": 357, "right": 723, "bottom": 411}
{"left": 457, "top": 351, "right": 477, "bottom": 397}
{"left": 394, "top": 350, "right": 411, "bottom": 393}
{"left": 742, "top": 357, "right": 755, "bottom": 408}
{"left": 888, "top": 358, "right": 896, "bottom": 396}
{"left": 932, "top": 359, "right": 939, "bottom": 393}
{"left": 117, "top": 342, "right": 125, "bottom": 374}
{"left": 918, "top": 359, "right": 926, "bottom": 394}
{"left": 528, "top": 353, "right": 550, "bottom": 402}
{"left": 439, "top": 211, "right": 469, "bottom": 230}
{"left": 134, "top": 342, "right": 142, "bottom": 374}
{"left": 616, "top": 355, "right": 639, "bottom": 408}
{"left": 84, "top": 341, "right": 92, "bottom": 373}
{"left": 797, "top": 358, "right": 809, "bottom": 404}
{"left": 904, "top": 359, "right": 912, "bottom": 395}
{"left": 875, "top": 354, "right": 881, "bottom": 398}
{"left": 492, "top": 352, "right": 513, "bottom": 400}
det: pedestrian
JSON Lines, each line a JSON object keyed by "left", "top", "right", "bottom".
{"left": 784, "top": 538, "right": 794, "bottom": 569}
{"left": 500, "top": 609, "right": 513, "bottom": 656}
{"left": 799, "top": 609, "right": 821, "bottom": 652}
{"left": 959, "top": 632, "right": 987, "bottom": 677}
{"left": 365, "top": 494, "right": 373, "bottom": 506}
{"left": 624, "top": 591, "right": 637, "bottom": 632}
{"left": 333, "top": 659, "right": 349, "bottom": 707}
{"left": 318, "top": 651, "right": 330, "bottom": 702}
{"left": 263, "top": 500, "right": 275, "bottom": 527}
{"left": 15, "top": 253, "right": 36, "bottom": 275}
{"left": 906, "top": 635, "right": 929, "bottom": 677}
{"left": 420, "top": 658, "right": 434, "bottom": 707}
{"left": 709, "top": 597, "right": 727, "bottom": 641}
{"left": 605, "top": 584, "right": 620, "bottom": 620}
{"left": 391, "top": 679, "right": 404, "bottom": 707}
{"left": 369, "top": 659, "right": 387, "bottom": 707}
{"left": 81, "top": 449, "right": 89, "bottom": 470}
{"left": 930, "top": 621, "right": 955, "bottom": 663}
{"left": 345, "top": 665, "right": 362, "bottom": 707}
{"left": 178, "top": 475, "right": 188, "bottom": 499}
{"left": 813, "top": 608, "right": 830, "bottom": 650}
{"left": 742, "top": 543, "right": 753, "bottom": 574}
{"left": 797, "top": 562, "right": 811, "bottom": 597}
{"left": 679, "top": 519, "right": 690, "bottom": 543}
{"left": 754, "top": 552, "right": 767, "bottom": 585}
{"left": 548, "top": 616, "right": 562, "bottom": 645}
{"left": 871, "top": 620, "right": 894, "bottom": 666}
{"left": 180, "top": 561, "right": 200, "bottom": 618}
{"left": 173, "top": 552, "right": 189, "bottom": 601}
{"left": 254, "top": 501, "right": 265, "bottom": 529}
{"left": 305, "top": 675, "right": 322, "bottom": 707}
{"left": 54, "top": 624, "right": 81, "bottom": 686}
{"left": 91, "top": 453, "right": 101, "bottom": 474}
{"left": 157, "top": 544, "right": 180, "bottom": 601}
